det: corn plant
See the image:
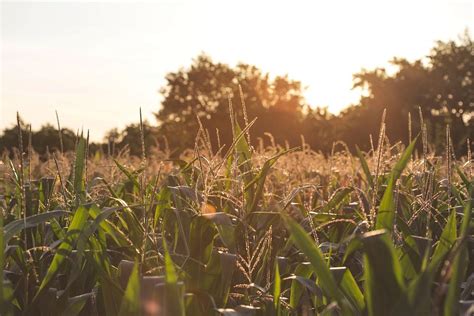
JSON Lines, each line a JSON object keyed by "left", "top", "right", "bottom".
{"left": 0, "top": 114, "right": 472, "bottom": 315}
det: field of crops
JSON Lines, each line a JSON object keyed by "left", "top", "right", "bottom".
{"left": 0, "top": 114, "right": 473, "bottom": 315}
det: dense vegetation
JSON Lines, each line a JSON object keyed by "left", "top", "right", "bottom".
{"left": 0, "top": 106, "right": 472, "bottom": 315}
{"left": 1, "top": 34, "right": 472, "bottom": 157}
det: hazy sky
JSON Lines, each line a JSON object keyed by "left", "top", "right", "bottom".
{"left": 1, "top": 0, "right": 472, "bottom": 141}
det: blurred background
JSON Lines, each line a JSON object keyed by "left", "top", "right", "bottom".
{"left": 1, "top": 0, "right": 472, "bottom": 155}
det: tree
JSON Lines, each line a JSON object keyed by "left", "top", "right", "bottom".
{"left": 2, "top": 35, "right": 470, "bottom": 157}
{"left": 0, "top": 120, "right": 76, "bottom": 156}
{"left": 32, "top": 124, "right": 76, "bottom": 155}
{"left": 155, "top": 54, "right": 307, "bottom": 151}
{"left": 340, "top": 32, "right": 473, "bottom": 154}
{"left": 104, "top": 122, "right": 159, "bottom": 157}
{"left": 301, "top": 106, "right": 336, "bottom": 153}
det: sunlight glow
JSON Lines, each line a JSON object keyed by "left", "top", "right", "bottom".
{"left": 1, "top": 0, "right": 472, "bottom": 140}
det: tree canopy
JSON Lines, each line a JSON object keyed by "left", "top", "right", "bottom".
{"left": 154, "top": 34, "right": 472, "bottom": 155}
{"left": 337, "top": 32, "right": 473, "bottom": 154}
{"left": 0, "top": 120, "right": 76, "bottom": 156}
{"left": 155, "top": 54, "right": 308, "bottom": 151}
{"left": 1, "top": 34, "right": 472, "bottom": 156}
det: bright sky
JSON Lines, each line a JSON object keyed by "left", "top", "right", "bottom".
{"left": 1, "top": 0, "right": 472, "bottom": 141}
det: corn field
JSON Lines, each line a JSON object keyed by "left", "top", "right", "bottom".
{"left": 0, "top": 113, "right": 473, "bottom": 315}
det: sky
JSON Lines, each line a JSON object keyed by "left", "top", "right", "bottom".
{"left": 1, "top": 0, "right": 472, "bottom": 141}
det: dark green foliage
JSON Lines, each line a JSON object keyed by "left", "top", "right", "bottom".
{"left": 1, "top": 112, "right": 472, "bottom": 316}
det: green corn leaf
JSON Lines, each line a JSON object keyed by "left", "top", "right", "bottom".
{"left": 88, "top": 205, "right": 131, "bottom": 247}
{"left": 0, "top": 280, "right": 17, "bottom": 315}
{"left": 337, "top": 268, "right": 365, "bottom": 313}
{"left": 153, "top": 186, "right": 171, "bottom": 229}
{"left": 61, "top": 293, "right": 94, "bottom": 316}
{"left": 342, "top": 238, "right": 362, "bottom": 264}
{"left": 356, "top": 146, "right": 374, "bottom": 188}
{"left": 232, "top": 119, "right": 256, "bottom": 199}
{"left": 4, "top": 210, "right": 69, "bottom": 244}
{"left": 360, "top": 229, "right": 405, "bottom": 316}
{"left": 64, "top": 205, "right": 130, "bottom": 291}
{"left": 88, "top": 236, "right": 122, "bottom": 316}
{"left": 376, "top": 137, "right": 417, "bottom": 232}
{"left": 443, "top": 247, "right": 468, "bottom": 316}
{"left": 428, "top": 209, "right": 457, "bottom": 273}
{"left": 402, "top": 268, "right": 433, "bottom": 315}
{"left": 163, "top": 239, "right": 185, "bottom": 316}
{"left": 201, "top": 212, "right": 235, "bottom": 251}
{"left": 113, "top": 159, "right": 141, "bottom": 189}
{"left": 35, "top": 205, "right": 89, "bottom": 300}
{"left": 322, "top": 187, "right": 353, "bottom": 213}
{"left": 118, "top": 261, "right": 140, "bottom": 316}
{"left": 247, "top": 149, "right": 293, "bottom": 213}
{"left": 289, "top": 262, "right": 313, "bottom": 308}
{"left": 163, "top": 239, "right": 178, "bottom": 284}
{"left": 282, "top": 215, "right": 350, "bottom": 310}
{"left": 395, "top": 208, "right": 459, "bottom": 315}
{"left": 273, "top": 259, "right": 281, "bottom": 314}
{"left": 218, "top": 252, "right": 237, "bottom": 306}
{"left": 443, "top": 193, "right": 471, "bottom": 316}
{"left": 458, "top": 190, "right": 472, "bottom": 238}
{"left": 233, "top": 120, "right": 252, "bottom": 168}
{"left": 455, "top": 166, "right": 472, "bottom": 189}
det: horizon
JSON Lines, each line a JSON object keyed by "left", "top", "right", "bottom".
{"left": 1, "top": 0, "right": 472, "bottom": 141}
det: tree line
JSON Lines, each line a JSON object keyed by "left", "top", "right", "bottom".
{"left": 1, "top": 33, "right": 472, "bottom": 157}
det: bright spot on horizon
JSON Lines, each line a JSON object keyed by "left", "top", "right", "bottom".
{"left": 1, "top": 0, "right": 472, "bottom": 141}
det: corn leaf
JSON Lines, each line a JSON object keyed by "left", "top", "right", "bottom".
{"left": 35, "top": 205, "right": 89, "bottom": 299}
{"left": 118, "top": 261, "right": 140, "bottom": 316}
{"left": 376, "top": 137, "right": 417, "bottom": 232}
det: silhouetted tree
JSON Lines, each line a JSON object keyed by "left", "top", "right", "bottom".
{"left": 1, "top": 34, "right": 471, "bottom": 157}
{"left": 155, "top": 54, "right": 307, "bottom": 151}
{"left": 0, "top": 120, "right": 76, "bottom": 156}
{"left": 340, "top": 32, "right": 473, "bottom": 154}
{"left": 0, "top": 118, "right": 30, "bottom": 155}
{"left": 301, "top": 107, "right": 336, "bottom": 153}
{"left": 104, "top": 122, "right": 159, "bottom": 157}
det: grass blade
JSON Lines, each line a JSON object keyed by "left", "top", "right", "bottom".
{"left": 4, "top": 210, "right": 69, "bottom": 244}
{"left": 118, "top": 261, "right": 140, "bottom": 316}
{"left": 282, "top": 214, "right": 350, "bottom": 311}
{"left": 375, "top": 137, "right": 417, "bottom": 232}
{"left": 35, "top": 205, "right": 89, "bottom": 299}
{"left": 356, "top": 146, "right": 374, "bottom": 188}
{"left": 73, "top": 136, "right": 87, "bottom": 204}
{"left": 443, "top": 192, "right": 471, "bottom": 315}
{"left": 360, "top": 229, "right": 405, "bottom": 316}
{"left": 273, "top": 259, "right": 281, "bottom": 315}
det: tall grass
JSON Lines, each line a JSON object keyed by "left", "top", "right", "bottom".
{"left": 0, "top": 111, "right": 472, "bottom": 315}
